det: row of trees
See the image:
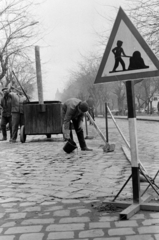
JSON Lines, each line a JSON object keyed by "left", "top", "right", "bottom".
{"left": 56, "top": 54, "right": 159, "bottom": 115}
{"left": 57, "top": 0, "right": 159, "bottom": 115}
{"left": 0, "top": 0, "right": 40, "bottom": 98}
{"left": 1, "top": 0, "right": 159, "bottom": 110}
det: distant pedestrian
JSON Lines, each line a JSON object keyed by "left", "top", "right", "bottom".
{"left": 86, "top": 95, "right": 95, "bottom": 121}
{"left": 0, "top": 87, "right": 12, "bottom": 141}
{"left": 62, "top": 98, "right": 92, "bottom": 151}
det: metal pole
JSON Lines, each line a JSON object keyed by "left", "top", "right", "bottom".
{"left": 105, "top": 102, "right": 108, "bottom": 143}
{"left": 86, "top": 112, "right": 107, "bottom": 143}
{"left": 107, "top": 105, "right": 130, "bottom": 148}
{"left": 126, "top": 80, "right": 140, "bottom": 204}
{"left": 107, "top": 104, "right": 149, "bottom": 178}
{"left": 112, "top": 174, "right": 132, "bottom": 202}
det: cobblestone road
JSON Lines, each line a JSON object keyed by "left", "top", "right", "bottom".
{"left": 0, "top": 117, "right": 159, "bottom": 240}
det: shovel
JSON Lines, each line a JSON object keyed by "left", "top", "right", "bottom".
{"left": 104, "top": 103, "right": 115, "bottom": 152}
{"left": 86, "top": 112, "right": 115, "bottom": 152}
{"left": 85, "top": 115, "right": 94, "bottom": 140}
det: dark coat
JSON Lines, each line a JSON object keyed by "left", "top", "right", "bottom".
{"left": 0, "top": 94, "right": 12, "bottom": 117}
{"left": 10, "top": 92, "right": 26, "bottom": 113}
{"left": 62, "top": 98, "right": 84, "bottom": 130}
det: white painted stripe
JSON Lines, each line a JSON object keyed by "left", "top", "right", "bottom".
{"left": 128, "top": 118, "right": 139, "bottom": 167}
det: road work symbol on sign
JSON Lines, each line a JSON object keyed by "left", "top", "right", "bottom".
{"left": 110, "top": 40, "right": 149, "bottom": 73}
{"left": 94, "top": 7, "right": 159, "bottom": 84}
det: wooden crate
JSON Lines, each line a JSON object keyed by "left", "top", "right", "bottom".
{"left": 24, "top": 101, "right": 62, "bottom": 135}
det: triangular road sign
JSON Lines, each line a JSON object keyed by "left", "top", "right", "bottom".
{"left": 94, "top": 7, "right": 159, "bottom": 84}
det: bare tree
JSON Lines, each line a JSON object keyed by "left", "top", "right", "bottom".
{"left": 93, "top": 1, "right": 159, "bottom": 115}
{"left": 11, "top": 58, "right": 36, "bottom": 98}
{"left": 134, "top": 77, "right": 159, "bottom": 113}
{"left": 0, "top": 0, "right": 39, "bottom": 87}
{"left": 60, "top": 54, "right": 114, "bottom": 116}
{"left": 110, "top": 81, "right": 126, "bottom": 115}
{"left": 126, "top": 0, "right": 159, "bottom": 56}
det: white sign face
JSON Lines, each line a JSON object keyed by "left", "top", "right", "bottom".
{"left": 102, "top": 20, "right": 157, "bottom": 78}
{"left": 94, "top": 8, "right": 159, "bottom": 84}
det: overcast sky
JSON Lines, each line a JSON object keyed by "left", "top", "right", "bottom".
{"left": 34, "top": 0, "right": 127, "bottom": 100}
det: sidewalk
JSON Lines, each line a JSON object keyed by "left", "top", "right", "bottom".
{"left": 0, "top": 198, "right": 159, "bottom": 240}
{"left": 111, "top": 114, "right": 159, "bottom": 122}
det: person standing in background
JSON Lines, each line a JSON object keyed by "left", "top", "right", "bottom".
{"left": 0, "top": 87, "right": 12, "bottom": 141}
{"left": 86, "top": 95, "right": 95, "bottom": 121}
{"left": 9, "top": 87, "right": 27, "bottom": 143}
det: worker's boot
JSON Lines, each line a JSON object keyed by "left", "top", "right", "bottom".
{"left": 0, "top": 136, "right": 7, "bottom": 141}
{"left": 81, "top": 146, "right": 93, "bottom": 151}
{"left": 0, "top": 128, "right": 7, "bottom": 141}
{"left": 76, "top": 130, "right": 92, "bottom": 151}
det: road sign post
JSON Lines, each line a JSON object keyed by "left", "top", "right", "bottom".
{"left": 94, "top": 7, "right": 159, "bottom": 219}
{"left": 126, "top": 80, "right": 140, "bottom": 204}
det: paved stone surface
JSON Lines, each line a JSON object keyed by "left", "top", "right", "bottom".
{"left": 0, "top": 117, "right": 159, "bottom": 239}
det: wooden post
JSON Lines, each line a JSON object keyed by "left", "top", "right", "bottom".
{"left": 35, "top": 46, "right": 44, "bottom": 104}
{"left": 126, "top": 80, "right": 140, "bottom": 204}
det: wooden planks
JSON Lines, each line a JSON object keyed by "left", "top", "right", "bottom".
{"left": 24, "top": 102, "right": 62, "bottom": 135}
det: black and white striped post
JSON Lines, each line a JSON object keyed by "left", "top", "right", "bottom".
{"left": 126, "top": 80, "right": 140, "bottom": 204}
